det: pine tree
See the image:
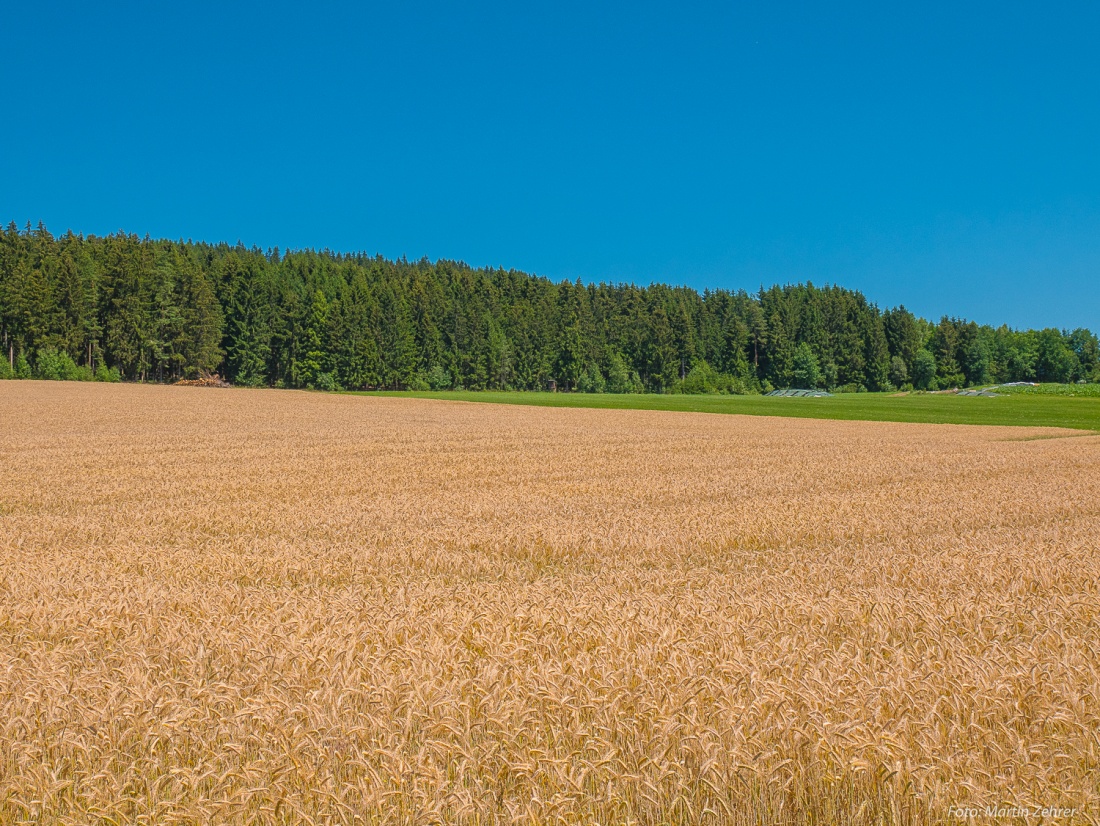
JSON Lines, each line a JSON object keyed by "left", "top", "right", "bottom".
{"left": 332, "top": 273, "right": 381, "bottom": 389}
{"left": 104, "top": 235, "right": 155, "bottom": 380}
{"left": 377, "top": 283, "right": 415, "bottom": 389}
{"left": 223, "top": 255, "right": 271, "bottom": 386}
{"left": 297, "top": 288, "right": 332, "bottom": 389}
{"left": 180, "top": 257, "right": 224, "bottom": 375}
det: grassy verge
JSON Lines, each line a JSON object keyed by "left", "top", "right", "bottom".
{"left": 349, "top": 390, "right": 1100, "bottom": 432}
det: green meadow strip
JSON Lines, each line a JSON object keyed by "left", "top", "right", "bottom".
{"left": 349, "top": 390, "right": 1100, "bottom": 432}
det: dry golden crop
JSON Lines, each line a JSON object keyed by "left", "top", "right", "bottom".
{"left": 1, "top": 381, "right": 1098, "bottom": 825}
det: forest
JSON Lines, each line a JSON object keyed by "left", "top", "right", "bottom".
{"left": 1, "top": 222, "right": 1097, "bottom": 393}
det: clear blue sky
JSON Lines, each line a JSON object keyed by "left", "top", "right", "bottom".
{"left": 3, "top": 1, "right": 1098, "bottom": 330}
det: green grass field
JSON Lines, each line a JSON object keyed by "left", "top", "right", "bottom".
{"left": 352, "top": 389, "right": 1100, "bottom": 432}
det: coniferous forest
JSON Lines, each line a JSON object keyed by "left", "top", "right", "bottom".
{"left": 1, "top": 222, "right": 1097, "bottom": 393}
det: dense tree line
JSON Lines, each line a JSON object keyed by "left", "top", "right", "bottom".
{"left": 1, "top": 222, "right": 1097, "bottom": 392}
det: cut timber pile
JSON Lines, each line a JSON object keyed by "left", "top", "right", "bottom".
{"left": 173, "top": 372, "right": 231, "bottom": 388}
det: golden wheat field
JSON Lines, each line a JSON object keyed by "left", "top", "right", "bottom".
{"left": 1, "top": 381, "right": 1099, "bottom": 825}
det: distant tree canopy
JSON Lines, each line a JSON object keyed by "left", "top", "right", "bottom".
{"left": 1, "top": 222, "right": 1097, "bottom": 391}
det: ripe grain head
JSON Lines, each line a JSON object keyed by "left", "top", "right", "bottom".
{"left": 1, "top": 381, "right": 1098, "bottom": 824}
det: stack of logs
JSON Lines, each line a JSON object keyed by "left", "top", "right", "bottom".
{"left": 173, "top": 373, "right": 231, "bottom": 388}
